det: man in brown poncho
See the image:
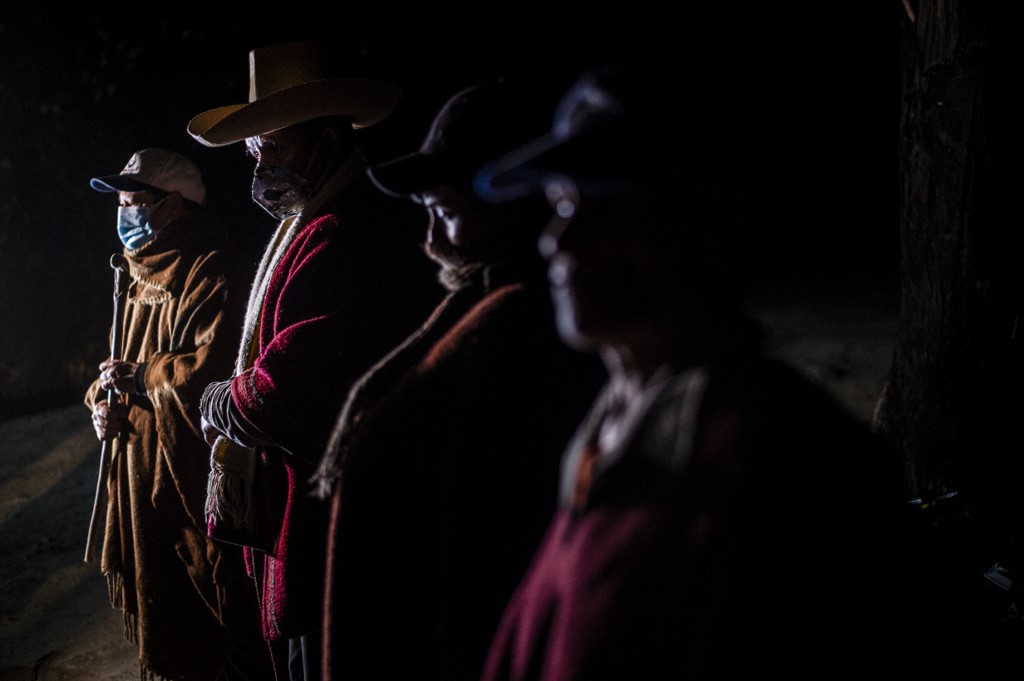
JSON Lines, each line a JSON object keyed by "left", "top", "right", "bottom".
{"left": 85, "top": 148, "right": 275, "bottom": 681}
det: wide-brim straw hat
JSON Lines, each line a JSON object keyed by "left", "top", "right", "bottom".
{"left": 188, "top": 40, "right": 402, "bottom": 147}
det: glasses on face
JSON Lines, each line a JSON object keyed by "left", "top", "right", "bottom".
{"left": 542, "top": 172, "right": 636, "bottom": 219}
{"left": 544, "top": 178, "right": 581, "bottom": 220}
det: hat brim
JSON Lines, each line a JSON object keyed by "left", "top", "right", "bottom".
{"left": 367, "top": 152, "right": 452, "bottom": 199}
{"left": 90, "top": 175, "right": 159, "bottom": 194}
{"left": 188, "top": 78, "right": 402, "bottom": 147}
{"left": 474, "top": 128, "right": 628, "bottom": 203}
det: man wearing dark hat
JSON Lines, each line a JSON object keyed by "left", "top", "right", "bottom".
{"left": 189, "top": 40, "right": 440, "bottom": 681}
{"left": 472, "top": 62, "right": 938, "bottom": 678}
{"left": 310, "top": 80, "right": 606, "bottom": 681}
{"left": 85, "top": 147, "right": 273, "bottom": 681}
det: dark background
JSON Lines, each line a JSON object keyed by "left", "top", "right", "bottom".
{"left": 0, "top": 5, "right": 900, "bottom": 418}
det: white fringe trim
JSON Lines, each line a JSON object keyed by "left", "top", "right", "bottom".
{"left": 206, "top": 436, "right": 257, "bottom": 535}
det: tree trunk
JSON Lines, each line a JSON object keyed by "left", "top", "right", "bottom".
{"left": 876, "top": 1, "right": 1020, "bottom": 617}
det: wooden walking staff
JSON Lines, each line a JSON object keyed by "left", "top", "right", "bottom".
{"left": 84, "top": 253, "right": 128, "bottom": 563}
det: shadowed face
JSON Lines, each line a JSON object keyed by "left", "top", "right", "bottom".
{"left": 420, "top": 186, "right": 491, "bottom": 253}
{"left": 116, "top": 188, "right": 182, "bottom": 238}
{"left": 420, "top": 187, "right": 476, "bottom": 289}
{"left": 419, "top": 184, "right": 532, "bottom": 290}
{"left": 117, "top": 189, "right": 166, "bottom": 209}
{"left": 244, "top": 121, "right": 346, "bottom": 219}
{"left": 245, "top": 124, "right": 323, "bottom": 177}
{"left": 539, "top": 179, "right": 657, "bottom": 352}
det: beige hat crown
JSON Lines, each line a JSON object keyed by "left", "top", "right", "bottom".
{"left": 90, "top": 148, "right": 206, "bottom": 205}
{"left": 188, "top": 40, "right": 402, "bottom": 148}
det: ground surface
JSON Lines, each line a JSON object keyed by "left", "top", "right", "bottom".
{"left": 0, "top": 405, "right": 138, "bottom": 680}
{"left": 0, "top": 264, "right": 900, "bottom": 680}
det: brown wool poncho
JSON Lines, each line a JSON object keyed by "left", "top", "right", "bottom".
{"left": 84, "top": 207, "right": 255, "bottom": 681}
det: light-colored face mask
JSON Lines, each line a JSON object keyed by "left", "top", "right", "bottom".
{"left": 250, "top": 165, "right": 312, "bottom": 220}
{"left": 116, "top": 205, "right": 156, "bottom": 250}
{"left": 247, "top": 130, "right": 333, "bottom": 221}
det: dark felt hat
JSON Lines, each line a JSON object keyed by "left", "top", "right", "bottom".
{"left": 368, "top": 80, "right": 553, "bottom": 200}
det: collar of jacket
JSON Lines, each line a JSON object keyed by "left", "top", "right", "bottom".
{"left": 124, "top": 206, "right": 226, "bottom": 296}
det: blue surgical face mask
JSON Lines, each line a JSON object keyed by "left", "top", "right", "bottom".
{"left": 116, "top": 205, "right": 157, "bottom": 250}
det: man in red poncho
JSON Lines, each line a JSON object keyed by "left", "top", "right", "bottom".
{"left": 190, "top": 40, "right": 439, "bottom": 681}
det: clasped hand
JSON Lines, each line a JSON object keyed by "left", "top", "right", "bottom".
{"left": 99, "top": 359, "right": 140, "bottom": 395}
{"left": 200, "top": 416, "right": 224, "bottom": 448}
{"left": 91, "top": 399, "right": 127, "bottom": 442}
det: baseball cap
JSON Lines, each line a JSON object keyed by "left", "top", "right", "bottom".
{"left": 472, "top": 65, "right": 639, "bottom": 203}
{"left": 368, "top": 80, "right": 554, "bottom": 200}
{"left": 90, "top": 148, "right": 207, "bottom": 205}
{"left": 473, "top": 61, "right": 756, "bottom": 204}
